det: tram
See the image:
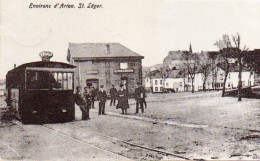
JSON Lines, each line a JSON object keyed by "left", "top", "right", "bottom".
{"left": 5, "top": 51, "right": 76, "bottom": 124}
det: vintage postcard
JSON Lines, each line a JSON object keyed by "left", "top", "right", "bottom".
{"left": 1, "top": 0, "right": 260, "bottom": 160}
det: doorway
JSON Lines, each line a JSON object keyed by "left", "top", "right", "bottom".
{"left": 86, "top": 79, "right": 99, "bottom": 90}
{"left": 121, "top": 77, "right": 128, "bottom": 90}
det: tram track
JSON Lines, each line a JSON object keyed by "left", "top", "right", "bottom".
{"left": 53, "top": 123, "right": 191, "bottom": 160}
{"left": 0, "top": 139, "right": 24, "bottom": 161}
{"left": 13, "top": 120, "right": 190, "bottom": 160}
{"left": 13, "top": 120, "right": 132, "bottom": 161}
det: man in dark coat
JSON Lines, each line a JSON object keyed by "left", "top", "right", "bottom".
{"left": 97, "top": 85, "right": 107, "bottom": 115}
{"left": 83, "top": 87, "right": 92, "bottom": 119}
{"left": 134, "top": 83, "right": 146, "bottom": 114}
{"left": 116, "top": 84, "right": 129, "bottom": 114}
{"left": 110, "top": 85, "right": 117, "bottom": 106}
{"left": 75, "top": 86, "right": 89, "bottom": 120}
{"left": 90, "top": 87, "right": 96, "bottom": 109}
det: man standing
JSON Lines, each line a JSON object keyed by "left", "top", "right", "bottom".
{"left": 75, "top": 86, "right": 89, "bottom": 120}
{"left": 83, "top": 87, "right": 92, "bottom": 119}
{"left": 110, "top": 84, "right": 117, "bottom": 106}
{"left": 134, "top": 82, "right": 146, "bottom": 114}
{"left": 97, "top": 85, "right": 107, "bottom": 115}
{"left": 90, "top": 87, "right": 96, "bottom": 109}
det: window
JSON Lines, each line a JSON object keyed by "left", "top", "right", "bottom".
{"left": 155, "top": 87, "right": 158, "bottom": 92}
{"left": 26, "top": 70, "right": 73, "bottom": 90}
{"left": 228, "top": 82, "right": 231, "bottom": 87}
{"left": 155, "top": 80, "right": 158, "bottom": 85}
{"left": 179, "top": 82, "right": 182, "bottom": 87}
{"left": 160, "top": 80, "right": 163, "bottom": 85}
{"left": 242, "top": 81, "right": 245, "bottom": 87}
{"left": 220, "top": 74, "right": 224, "bottom": 80}
{"left": 228, "top": 74, "right": 231, "bottom": 79}
{"left": 160, "top": 87, "right": 163, "bottom": 91}
{"left": 120, "top": 62, "right": 128, "bottom": 69}
{"left": 166, "top": 83, "right": 169, "bottom": 87}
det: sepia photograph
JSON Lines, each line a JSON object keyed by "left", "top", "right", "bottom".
{"left": 0, "top": 0, "right": 260, "bottom": 160}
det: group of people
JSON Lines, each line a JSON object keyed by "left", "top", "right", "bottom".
{"left": 74, "top": 83, "right": 147, "bottom": 120}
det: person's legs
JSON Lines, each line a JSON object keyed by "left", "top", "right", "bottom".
{"left": 113, "top": 98, "right": 116, "bottom": 106}
{"left": 144, "top": 100, "right": 147, "bottom": 108}
{"left": 140, "top": 101, "right": 144, "bottom": 113}
{"left": 98, "top": 102, "right": 102, "bottom": 115}
{"left": 125, "top": 109, "right": 127, "bottom": 115}
{"left": 121, "top": 108, "right": 124, "bottom": 114}
{"left": 135, "top": 101, "right": 139, "bottom": 113}
{"left": 102, "top": 102, "right": 106, "bottom": 114}
{"left": 110, "top": 99, "right": 113, "bottom": 106}
{"left": 79, "top": 105, "right": 87, "bottom": 120}
{"left": 86, "top": 104, "right": 90, "bottom": 119}
{"left": 92, "top": 99, "right": 95, "bottom": 108}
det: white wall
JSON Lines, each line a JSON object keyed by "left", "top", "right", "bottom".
{"left": 226, "top": 71, "right": 254, "bottom": 89}
{"left": 152, "top": 78, "right": 164, "bottom": 92}
{"left": 164, "top": 78, "right": 185, "bottom": 92}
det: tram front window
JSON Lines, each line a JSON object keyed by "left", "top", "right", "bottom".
{"left": 26, "top": 71, "right": 73, "bottom": 90}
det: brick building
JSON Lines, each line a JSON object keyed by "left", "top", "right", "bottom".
{"left": 67, "top": 43, "right": 144, "bottom": 95}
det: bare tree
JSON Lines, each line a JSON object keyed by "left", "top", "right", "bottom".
{"left": 181, "top": 51, "right": 199, "bottom": 93}
{"left": 158, "top": 65, "right": 171, "bottom": 89}
{"left": 215, "top": 33, "right": 248, "bottom": 101}
{"left": 198, "top": 52, "right": 212, "bottom": 92}
{"left": 232, "top": 33, "right": 248, "bottom": 101}
{"left": 208, "top": 51, "right": 221, "bottom": 90}
{"left": 214, "top": 35, "right": 233, "bottom": 97}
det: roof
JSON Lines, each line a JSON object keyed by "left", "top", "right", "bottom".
{"left": 7, "top": 61, "right": 76, "bottom": 76}
{"left": 217, "top": 63, "right": 252, "bottom": 72}
{"left": 68, "top": 43, "right": 144, "bottom": 60}
{"left": 149, "top": 69, "right": 185, "bottom": 79}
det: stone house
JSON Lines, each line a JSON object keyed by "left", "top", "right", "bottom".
{"left": 67, "top": 43, "right": 144, "bottom": 96}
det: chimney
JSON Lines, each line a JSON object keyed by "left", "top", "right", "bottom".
{"left": 106, "top": 44, "right": 110, "bottom": 54}
{"left": 39, "top": 51, "right": 53, "bottom": 62}
{"left": 14, "top": 64, "right": 16, "bottom": 68}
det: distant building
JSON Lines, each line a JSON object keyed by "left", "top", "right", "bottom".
{"left": 146, "top": 49, "right": 256, "bottom": 93}
{"left": 163, "top": 50, "right": 186, "bottom": 70}
{"left": 67, "top": 43, "right": 144, "bottom": 95}
{"left": 0, "top": 79, "right": 6, "bottom": 96}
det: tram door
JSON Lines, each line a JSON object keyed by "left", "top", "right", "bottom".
{"left": 121, "top": 77, "right": 128, "bottom": 90}
{"left": 86, "top": 79, "right": 99, "bottom": 90}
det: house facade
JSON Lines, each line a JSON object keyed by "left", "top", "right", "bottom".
{"left": 67, "top": 43, "right": 144, "bottom": 95}
{"left": 152, "top": 78, "right": 164, "bottom": 92}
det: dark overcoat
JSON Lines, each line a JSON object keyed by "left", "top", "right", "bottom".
{"left": 116, "top": 89, "right": 129, "bottom": 109}
{"left": 74, "top": 91, "right": 86, "bottom": 106}
{"left": 97, "top": 90, "right": 107, "bottom": 102}
{"left": 135, "top": 86, "right": 146, "bottom": 102}
{"left": 83, "top": 92, "right": 92, "bottom": 105}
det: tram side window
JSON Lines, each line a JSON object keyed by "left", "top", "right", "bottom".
{"left": 27, "top": 71, "right": 57, "bottom": 89}
{"left": 63, "top": 73, "right": 73, "bottom": 90}
{"left": 27, "top": 71, "right": 73, "bottom": 90}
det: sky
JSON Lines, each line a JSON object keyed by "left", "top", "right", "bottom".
{"left": 1, "top": 0, "right": 260, "bottom": 79}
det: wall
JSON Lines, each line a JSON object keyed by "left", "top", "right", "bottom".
{"left": 152, "top": 78, "right": 164, "bottom": 92}
{"left": 73, "top": 58, "right": 142, "bottom": 95}
{"left": 164, "top": 78, "right": 185, "bottom": 92}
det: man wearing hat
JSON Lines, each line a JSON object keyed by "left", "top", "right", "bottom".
{"left": 97, "top": 85, "right": 107, "bottom": 115}
{"left": 74, "top": 86, "right": 89, "bottom": 120}
{"left": 110, "top": 84, "right": 117, "bottom": 106}
{"left": 134, "top": 82, "right": 146, "bottom": 114}
{"left": 116, "top": 84, "right": 129, "bottom": 114}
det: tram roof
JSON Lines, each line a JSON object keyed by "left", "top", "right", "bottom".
{"left": 7, "top": 61, "right": 75, "bottom": 75}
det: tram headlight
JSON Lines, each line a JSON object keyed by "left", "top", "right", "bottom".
{"left": 62, "top": 109, "right": 67, "bottom": 112}
{"left": 32, "top": 110, "right": 37, "bottom": 114}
